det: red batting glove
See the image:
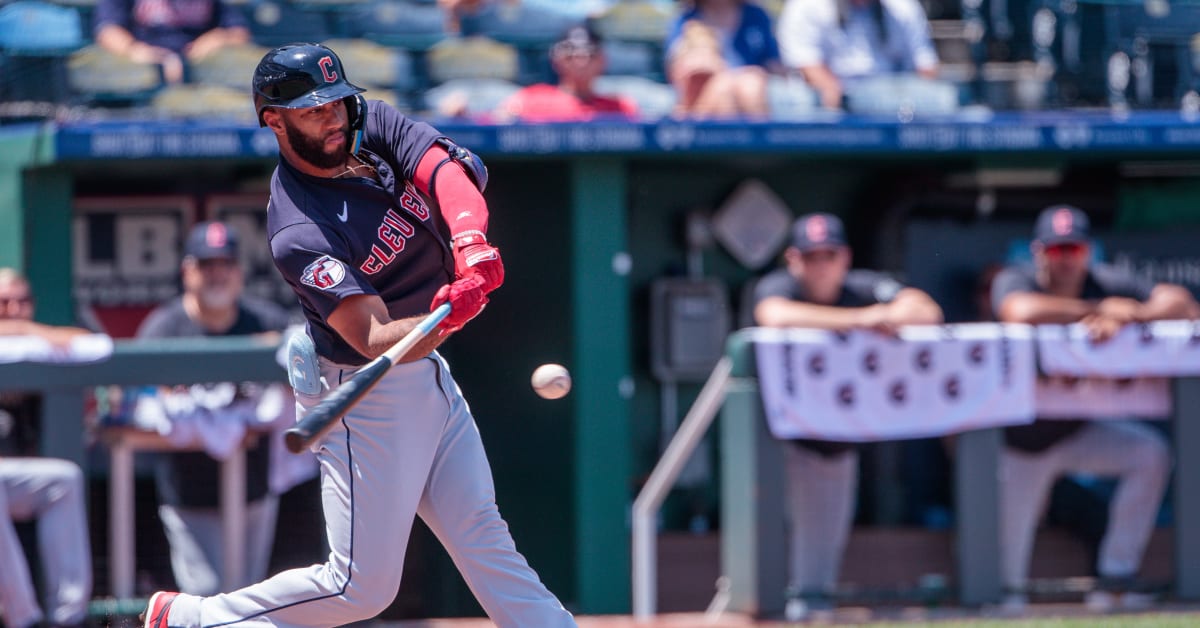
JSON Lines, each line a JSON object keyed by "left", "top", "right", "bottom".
{"left": 430, "top": 273, "right": 489, "bottom": 334}
{"left": 452, "top": 231, "right": 504, "bottom": 294}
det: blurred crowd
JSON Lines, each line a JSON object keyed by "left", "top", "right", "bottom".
{"left": 2, "top": 0, "right": 1200, "bottom": 123}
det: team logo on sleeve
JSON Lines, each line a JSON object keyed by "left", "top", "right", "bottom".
{"left": 301, "top": 255, "right": 347, "bottom": 290}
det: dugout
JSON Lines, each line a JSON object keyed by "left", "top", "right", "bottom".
{"left": 6, "top": 113, "right": 1200, "bottom": 617}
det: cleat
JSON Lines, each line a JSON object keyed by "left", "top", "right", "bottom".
{"left": 140, "top": 591, "right": 179, "bottom": 628}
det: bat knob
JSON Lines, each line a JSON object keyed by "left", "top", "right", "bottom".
{"left": 284, "top": 429, "right": 309, "bottom": 454}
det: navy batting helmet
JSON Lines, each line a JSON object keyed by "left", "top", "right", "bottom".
{"left": 252, "top": 42, "right": 365, "bottom": 127}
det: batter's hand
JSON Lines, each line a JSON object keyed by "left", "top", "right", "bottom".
{"left": 430, "top": 273, "right": 489, "bottom": 334}
{"left": 452, "top": 231, "right": 504, "bottom": 293}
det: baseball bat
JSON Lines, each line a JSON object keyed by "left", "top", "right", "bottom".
{"left": 284, "top": 303, "right": 451, "bottom": 453}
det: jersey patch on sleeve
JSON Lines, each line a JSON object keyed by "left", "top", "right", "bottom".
{"left": 301, "top": 255, "right": 348, "bottom": 290}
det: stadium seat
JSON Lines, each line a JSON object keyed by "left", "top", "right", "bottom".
{"left": 593, "top": 74, "right": 675, "bottom": 120}
{"left": 591, "top": 1, "right": 676, "bottom": 44}
{"left": 0, "top": 0, "right": 84, "bottom": 53}
{"left": 339, "top": 0, "right": 447, "bottom": 51}
{"left": 188, "top": 42, "right": 269, "bottom": 91}
{"left": 322, "top": 37, "right": 417, "bottom": 95}
{"left": 67, "top": 44, "right": 162, "bottom": 105}
{"left": 425, "top": 35, "right": 518, "bottom": 84}
{"left": 421, "top": 77, "right": 521, "bottom": 119}
{"left": 1100, "top": 2, "right": 1200, "bottom": 108}
{"left": 843, "top": 74, "right": 961, "bottom": 117}
{"left": 603, "top": 39, "right": 664, "bottom": 81}
{"left": 0, "top": 1, "right": 84, "bottom": 104}
{"left": 765, "top": 75, "right": 819, "bottom": 119}
{"left": 246, "top": 0, "right": 331, "bottom": 47}
{"left": 151, "top": 84, "right": 256, "bottom": 121}
{"left": 461, "top": 2, "right": 580, "bottom": 48}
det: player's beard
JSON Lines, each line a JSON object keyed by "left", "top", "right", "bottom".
{"left": 287, "top": 123, "right": 347, "bottom": 170}
{"left": 198, "top": 285, "right": 238, "bottom": 311}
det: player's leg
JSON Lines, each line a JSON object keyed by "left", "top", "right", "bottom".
{"left": 166, "top": 358, "right": 446, "bottom": 627}
{"left": 0, "top": 463, "right": 44, "bottom": 628}
{"left": 416, "top": 353, "right": 576, "bottom": 628}
{"left": 998, "top": 446, "right": 1063, "bottom": 597}
{"left": 1, "top": 457, "right": 91, "bottom": 625}
{"left": 1056, "top": 421, "right": 1169, "bottom": 581}
{"left": 781, "top": 444, "right": 857, "bottom": 598}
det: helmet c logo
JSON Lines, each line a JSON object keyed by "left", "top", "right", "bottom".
{"left": 317, "top": 56, "right": 338, "bottom": 83}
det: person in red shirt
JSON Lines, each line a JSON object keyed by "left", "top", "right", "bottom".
{"left": 496, "top": 24, "right": 639, "bottom": 122}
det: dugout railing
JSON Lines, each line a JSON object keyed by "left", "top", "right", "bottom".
{"left": 631, "top": 328, "right": 1200, "bottom": 619}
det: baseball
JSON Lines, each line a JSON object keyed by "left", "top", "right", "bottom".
{"left": 531, "top": 363, "right": 572, "bottom": 399}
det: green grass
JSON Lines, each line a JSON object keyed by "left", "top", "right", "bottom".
{"left": 867, "top": 615, "right": 1200, "bottom": 627}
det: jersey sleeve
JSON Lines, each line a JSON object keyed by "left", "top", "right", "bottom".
{"left": 93, "top": 0, "right": 131, "bottom": 31}
{"left": 270, "top": 222, "right": 378, "bottom": 322}
{"left": 845, "top": 270, "right": 905, "bottom": 304}
{"left": 752, "top": 269, "right": 798, "bottom": 306}
{"left": 216, "top": 0, "right": 248, "bottom": 29}
{"left": 1091, "top": 264, "right": 1156, "bottom": 301}
{"left": 990, "top": 265, "right": 1038, "bottom": 317}
{"left": 361, "top": 101, "right": 445, "bottom": 183}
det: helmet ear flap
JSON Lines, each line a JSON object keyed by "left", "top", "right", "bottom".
{"left": 346, "top": 94, "right": 367, "bottom": 154}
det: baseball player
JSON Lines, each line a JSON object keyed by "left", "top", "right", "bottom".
{"left": 141, "top": 43, "right": 576, "bottom": 628}
{"left": 751, "top": 213, "right": 943, "bottom": 620}
{"left": 991, "top": 204, "right": 1198, "bottom": 612}
{"left": 0, "top": 268, "right": 94, "bottom": 628}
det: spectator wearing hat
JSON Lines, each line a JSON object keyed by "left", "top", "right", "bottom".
{"left": 776, "top": 0, "right": 938, "bottom": 110}
{"left": 134, "top": 221, "right": 300, "bottom": 595}
{"left": 991, "top": 204, "right": 1198, "bottom": 612}
{"left": 494, "top": 24, "right": 638, "bottom": 122}
{"left": 664, "top": 0, "right": 784, "bottom": 119}
{"left": 751, "top": 212, "right": 942, "bottom": 618}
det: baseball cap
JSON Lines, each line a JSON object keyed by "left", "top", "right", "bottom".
{"left": 185, "top": 221, "right": 240, "bottom": 260}
{"left": 1033, "top": 204, "right": 1090, "bottom": 245}
{"left": 791, "top": 213, "right": 847, "bottom": 252}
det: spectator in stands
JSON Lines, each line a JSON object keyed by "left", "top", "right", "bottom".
{"left": 776, "top": 0, "right": 939, "bottom": 110}
{"left": 94, "top": 0, "right": 250, "bottom": 84}
{"left": 134, "top": 222, "right": 300, "bottom": 595}
{"left": 495, "top": 24, "right": 638, "bottom": 122}
{"left": 991, "top": 204, "right": 1198, "bottom": 612}
{"left": 751, "top": 213, "right": 943, "bottom": 619}
{"left": 664, "top": 0, "right": 783, "bottom": 118}
{"left": 0, "top": 268, "right": 94, "bottom": 628}
{"left": 439, "top": 0, "right": 490, "bottom": 35}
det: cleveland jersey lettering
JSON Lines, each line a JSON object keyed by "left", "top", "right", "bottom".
{"left": 360, "top": 209, "right": 418, "bottom": 275}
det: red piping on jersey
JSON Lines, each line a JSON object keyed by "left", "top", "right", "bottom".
{"left": 415, "top": 146, "right": 489, "bottom": 238}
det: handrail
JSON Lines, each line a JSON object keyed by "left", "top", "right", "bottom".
{"left": 631, "top": 356, "right": 732, "bottom": 620}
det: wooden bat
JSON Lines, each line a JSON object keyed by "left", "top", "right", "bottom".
{"left": 284, "top": 303, "right": 451, "bottom": 453}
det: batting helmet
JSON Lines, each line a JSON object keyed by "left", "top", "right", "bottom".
{"left": 252, "top": 42, "right": 366, "bottom": 127}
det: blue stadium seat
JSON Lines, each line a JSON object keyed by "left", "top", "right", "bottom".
{"left": 421, "top": 77, "right": 521, "bottom": 119}
{"left": 338, "top": 0, "right": 447, "bottom": 50}
{"left": 593, "top": 74, "right": 675, "bottom": 120}
{"left": 0, "top": 1, "right": 83, "bottom": 53}
{"left": 1100, "top": 1, "right": 1200, "bottom": 107}
{"left": 246, "top": 0, "right": 331, "bottom": 47}
{"left": 0, "top": 1, "right": 84, "bottom": 103}
{"left": 603, "top": 40, "right": 663, "bottom": 81}
{"left": 843, "top": 74, "right": 961, "bottom": 117}
{"left": 461, "top": 2, "right": 580, "bottom": 48}
{"left": 766, "top": 75, "right": 819, "bottom": 120}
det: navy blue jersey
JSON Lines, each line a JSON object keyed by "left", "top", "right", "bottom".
{"left": 992, "top": 262, "right": 1157, "bottom": 452}
{"left": 268, "top": 100, "right": 452, "bottom": 365}
{"left": 753, "top": 267, "right": 906, "bottom": 456}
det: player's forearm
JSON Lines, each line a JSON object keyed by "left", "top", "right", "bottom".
{"left": 886, "top": 290, "right": 944, "bottom": 326}
{"left": 754, "top": 298, "right": 873, "bottom": 330}
{"left": 1137, "top": 284, "right": 1200, "bottom": 321}
{"left": 997, "top": 292, "right": 1096, "bottom": 324}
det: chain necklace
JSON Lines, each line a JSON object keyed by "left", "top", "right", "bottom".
{"left": 334, "top": 154, "right": 377, "bottom": 180}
